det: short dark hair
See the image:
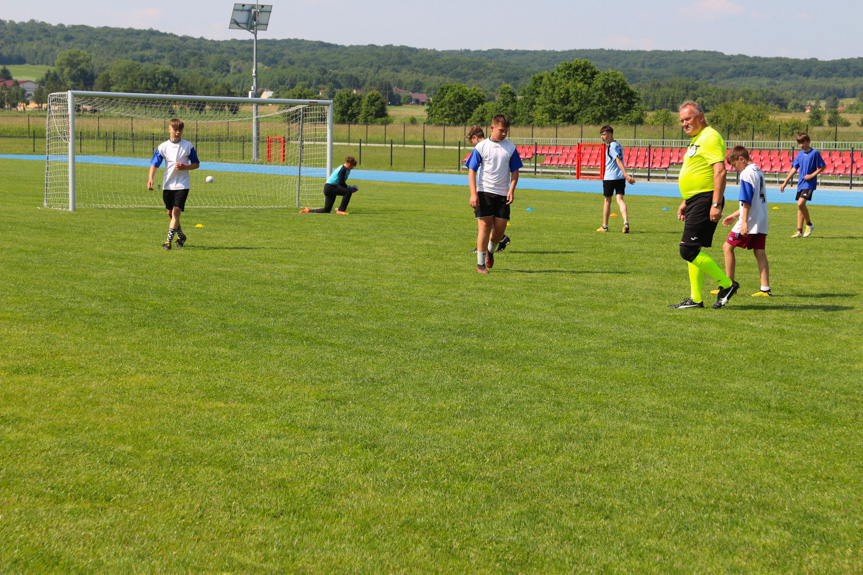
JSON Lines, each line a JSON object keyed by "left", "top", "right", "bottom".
{"left": 796, "top": 132, "right": 811, "bottom": 144}
{"left": 491, "top": 114, "right": 510, "bottom": 129}
{"left": 728, "top": 145, "right": 750, "bottom": 162}
{"left": 344, "top": 156, "right": 357, "bottom": 167}
{"left": 466, "top": 125, "right": 485, "bottom": 141}
{"left": 169, "top": 118, "right": 184, "bottom": 131}
{"left": 600, "top": 125, "right": 613, "bottom": 135}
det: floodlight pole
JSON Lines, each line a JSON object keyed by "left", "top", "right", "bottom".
{"left": 251, "top": 12, "right": 259, "bottom": 161}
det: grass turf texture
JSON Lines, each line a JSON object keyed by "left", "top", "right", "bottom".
{"left": 1, "top": 158, "right": 862, "bottom": 572}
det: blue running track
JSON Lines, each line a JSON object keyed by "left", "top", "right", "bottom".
{"left": 5, "top": 154, "right": 863, "bottom": 208}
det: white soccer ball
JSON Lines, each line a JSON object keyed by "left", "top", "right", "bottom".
{"left": 205, "top": 176, "right": 214, "bottom": 184}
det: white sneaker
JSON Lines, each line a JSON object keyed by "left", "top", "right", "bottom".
{"left": 803, "top": 224, "right": 814, "bottom": 238}
{"left": 791, "top": 231, "right": 803, "bottom": 238}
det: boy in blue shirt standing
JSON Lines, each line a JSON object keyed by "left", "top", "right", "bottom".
{"left": 598, "top": 125, "right": 635, "bottom": 233}
{"left": 780, "top": 132, "right": 825, "bottom": 238}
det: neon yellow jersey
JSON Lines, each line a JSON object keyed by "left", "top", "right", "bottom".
{"left": 679, "top": 126, "right": 726, "bottom": 200}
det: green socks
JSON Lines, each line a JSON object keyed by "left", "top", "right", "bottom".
{"left": 688, "top": 263, "right": 704, "bottom": 303}
{"left": 692, "top": 252, "right": 732, "bottom": 289}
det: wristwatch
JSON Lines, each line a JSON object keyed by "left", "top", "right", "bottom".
{"left": 711, "top": 202, "right": 721, "bottom": 208}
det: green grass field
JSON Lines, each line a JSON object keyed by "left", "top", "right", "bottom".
{"left": 1, "top": 158, "right": 862, "bottom": 572}
{"left": 2, "top": 64, "right": 51, "bottom": 82}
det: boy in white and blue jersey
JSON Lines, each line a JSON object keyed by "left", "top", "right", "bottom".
{"left": 721, "top": 146, "right": 771, "bottom": 296}
{"left": 148, "top": 118, "right": 199, "bottom": 249}
{"left": 780, "top": 132, "right": 825, "bottom": 238}
{"left": 598, "top": 125, "right": 635, "bottom": 233}
{"left": 466, "top": 114, "right": 523, "bottom": 274}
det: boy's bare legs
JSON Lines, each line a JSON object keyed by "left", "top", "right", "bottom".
{"left": 476, "top": 217, "right": 494, "bottom": 271}
{"left": 754, "top": 249, "right": 769, "bottom": 287}
{"left": 797, "top": 197, "right": 811, "bottom": 230}
{"left": 169, "top": 207, "right": 181, "bottom": 230}
{"left": 477, "top": 217, "right": 494, "bottom": 253}
{"left": 602, "top": 196, "right": 612, "bottom": 227}
{"left": 489, "top": 218, "right": 508, "bottom": 246}
{"left": 722, "top": 241, "right": 736, "bottom": 280}
{"left": 615, "top": 194, "right": 629, "bottom": 227}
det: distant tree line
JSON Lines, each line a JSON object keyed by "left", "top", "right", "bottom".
{"left": 5, "top": 19, "right": 863, "bottom": 108}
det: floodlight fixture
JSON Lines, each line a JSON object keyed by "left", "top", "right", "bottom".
{"left": 229, "top": 3, "right": 272, "bottom": 32}
{"left": 228, "top": 4, "right": 273, "bottom": 161}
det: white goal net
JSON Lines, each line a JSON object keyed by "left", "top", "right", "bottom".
{"left": 45, "top": 91, "right": 333, "bottom": 210}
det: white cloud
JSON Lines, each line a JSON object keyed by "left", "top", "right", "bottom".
{"left": 679, "top": 0, "right": 744, "bottom": 22}
{"left": 121, "top": 8, "right": 163, "bottom": 29}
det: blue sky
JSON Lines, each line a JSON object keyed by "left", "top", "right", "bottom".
{"left": 5, "top": 0, "right": 862, "bottom": 60}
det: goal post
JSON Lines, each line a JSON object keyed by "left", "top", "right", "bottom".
{"left": 45, "top": 91, "right": 334, "bottom": 210}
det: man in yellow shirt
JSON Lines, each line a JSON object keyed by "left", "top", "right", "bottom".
{"left": 669, "top": 101, "right": 739, "bottom": 309}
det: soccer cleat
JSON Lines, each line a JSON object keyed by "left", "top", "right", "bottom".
{"left": 163, "top": 241, "right": 172, "bottom": 250}
{"left": 752, "top": 289, "right": 772, "bottom": 297}
{"left": 596, "top": 226, "right": 608, "bottom": 232}
{"left": 791, "top": 231, "right": 803, "bottom": 238}
{"left": 176, "top": 231, "right": 186, "bottom": 247}
{"left": 476, "top": 264, "right": 489, "bottom": 274}
{"left": 497, "top": 234, "right": 511, "bottom": 252}
{"left": 486, "top": 250, "right": 494, "bottom": 269}
{"left": 713, "top": 280, "right": 740, "bottom": 309}
{"left": 336, "top": 210, "right": 349, "bottom": 215}
{"left": 623, "top": 223, "right": 630, "bottom": 234}
{"left": 299, "top": 207, "right": 310, "bottom": 213}
{"left": 803, "top": 224, "right": 814, "bottom": 237}
{"left": 668, "top": 297, "right": 704, "bottom": 309}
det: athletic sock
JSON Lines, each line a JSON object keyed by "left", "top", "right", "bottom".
{"left": 488, "top": 241, "right": 499, "bottom": 254}
{"left": 166, "top": 228, "right": 176, "bottom": 244}
{"left": 692, "top": 251, "right": 732, "bottom": 289}
{"left": 477, "top": 252, "right": 487, "bottom": 266}
{"left": 688, "top": 262, "right": 704, "bottom": 304}
{"left": 761, "top": 286, "right": 770, "bottom": 292}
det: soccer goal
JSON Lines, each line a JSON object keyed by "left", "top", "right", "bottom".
{"left": 44, "top": 91, "right": 333, "bottom": 210}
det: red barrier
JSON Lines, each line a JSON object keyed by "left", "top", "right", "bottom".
{"left": 266, "top": 136, "right": 286, "bottom": 163}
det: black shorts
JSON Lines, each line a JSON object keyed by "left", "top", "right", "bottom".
{"left": 474, "top": 192, "right": 510, "bottom": 220}
{"left": 163, "top": 188, "right": 189, "bottom": 211}
{"left": 681, "top": 191, "right": 722, "bottom": 248}
{"left": 796, "top": 189, "right": 815, "bottom": 201}
{"left": 603, "top": 179, "right": 626, "bottom": 197}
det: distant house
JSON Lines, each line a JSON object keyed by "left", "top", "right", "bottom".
{"left": 393, "top": 86, "right": 427, "bottom": 106}
{"left": 1, "top": 79, "right": 38, "bottom": 100}
{"left": 260, "top": 89, "right": 275, "bottom": 99}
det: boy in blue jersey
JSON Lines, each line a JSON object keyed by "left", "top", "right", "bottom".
{"left": 300, "top": 156, "right": 358, "bottom": 214}
{"left": 780, "top": 132, "right": 825, "bottom": 238}
{"left": 148, "top": 118, "right": 200, "bottom": 249}
{"left": 465, "top": 115, "right": 523, "bottom": 274}
{"left": 598, "top": 125, "right": 635, "bottom": 233}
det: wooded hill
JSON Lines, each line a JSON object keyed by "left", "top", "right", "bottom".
{"left": 2, "top": 19, "right": 862, "bottom": 105}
